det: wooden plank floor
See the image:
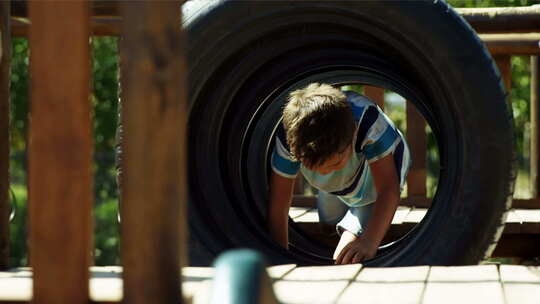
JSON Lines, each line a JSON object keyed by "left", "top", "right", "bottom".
{"left": 0, "top": 265, "right": 539, "bottom": 303}
{"left": 291, "top": 206, "right": 540, "bottom": 234}
{"left": 291, "top": 206, "right": 540, "bottom": 257}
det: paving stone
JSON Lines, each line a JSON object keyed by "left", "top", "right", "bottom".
{"left": 504, "top": 209, "right": 523, "bottom": 233}
{"left": 338, "top": 282, "right": 424, "bottom": 304}
{"left": 267, "top": 264, "right": 297, "bottom": 280}
{"left": 428, "top": 265, "right": 499, "bottom": 282}
{"left": 89, "top": 276, "right": 123, "bottom": 302}
{"left": 356, "top": 266, "right": 429, "bottom": 282}
{"left": 423, "top": 282, "right": 504, "bottom": 304}
{"left": 513, "top": 209, "right": 540, "bottom": 233}
{"left": 505, "top": 209, "right": 522, "bottom": 223}
{"left": 289, "top": 207, "right": 312, "bottom": 220}
{"left": 190, "top": 280, "right": 213, "bottom": 304}
{"left": 402, "top": 208, "right": 427, "bottom": 224}
{"left": 500, "top": 265, "right": 540, "bottom": 283}
{"left": 282, "top": 264, "right": 362, "bottom": 281}
{"left": 294, "top": 208, "right": 320, "bottom": 223}
{"left": 182, "top": 267, "right": 215, "bottom": 282}
{"left": 273, "top": 280, "right": 349, "bottom": 304}
{"left": 392, "top": 207, "right": 412, "bottom": 224}
{"left": 0, "top": 277, "right": 32, "bottom": 301}
{"left": 503, "top": 283, "right": 540, "bottom": 304}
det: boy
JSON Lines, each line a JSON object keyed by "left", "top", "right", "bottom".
{"left": 268, "top": 83, "right": 411, "bottom": 264}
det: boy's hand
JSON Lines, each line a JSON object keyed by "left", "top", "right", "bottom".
{"left": 335, "top": 236, "right": 378, "bottom": 264}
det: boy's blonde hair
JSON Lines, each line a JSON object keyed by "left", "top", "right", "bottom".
{"left": 282, "top": 83, "right": 355, "bottom": 168}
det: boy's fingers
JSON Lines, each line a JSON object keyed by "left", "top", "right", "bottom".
{"left": 335, "top": 243, "right": 352, "bottom": 265}
{"left": 340, "top": 248, "right": 356, "bottom": 265}
{"left": 335, "top": 248, "right": 345, "bottom": 264}
{"left": 352, "top": 252, "right": 364, "bottom": 264}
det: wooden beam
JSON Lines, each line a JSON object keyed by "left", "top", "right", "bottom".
{"left": 120, "top": 0, "right": 187, "bottom": 303}
{"left": 456, "top": 6, "right": 540, "bottom": 33}
{"left": 12, "top": 16, "right": 121, "bottom": 37}
{"left": 292, "top": 196, "right": 540, "bottom": 210}
{"left": 0, "top": 0, "right": 10, "bottom": 270}
{"left": 364, "top": 86, "right": 385, "bottom": 110}
{"left": 406, "top": 102, "right": 427, "bottom": 202}
{"left": 531, "top": 56, "right": 540, "bottom": 199}
{"left": 9, "top": 8, "right": 540, "bottom": 39}
{"left": 291, "top": 195, "right": 435, "bottom": 209}
{"left": 293, "top": 175, "right": 304, "bottom": 195}
{"left": 11, "top": 2, "right": 540, "bottom": 34}
{"left": 28, "top": 1, "right": 92, "bottom": 303}
{"left": 12, "top": 0, "right": 121, "bottom": 18}
{"left": 400, "top": 197, "right": 432, "bottom": 209}
{"left": 481, "top": 34, "right": 540, "bottom": 55}
{"left": 90, "top": 16, "right": 121, "bottom": 36}
{"left": 9, "top": 17, "right": 26, "bottom": 38}
{"left": 492, "top": 234, "right": 540, "bottom": 257}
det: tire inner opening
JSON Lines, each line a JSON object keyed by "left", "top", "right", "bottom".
{"left": 273, "top": 85, "right": 440, "bottom": 261}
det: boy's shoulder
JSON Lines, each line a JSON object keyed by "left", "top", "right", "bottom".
{"left": 343, "top": 90, "right": 378, "bottom": 121}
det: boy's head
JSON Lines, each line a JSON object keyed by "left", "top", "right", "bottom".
{"left": 282, "top": 83, "right": 356, "bottom": 173}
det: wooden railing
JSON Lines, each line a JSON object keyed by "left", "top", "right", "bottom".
{"left": 0, "top": 0, "right": 187, "bottom": 303}
{"left": 292, "top": 8, "right": 540, "bottom": 210}
{"left": 294, "top": 55, "right": 540, "bottom": 210}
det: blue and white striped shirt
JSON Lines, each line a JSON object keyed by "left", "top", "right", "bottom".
{"left": 271, "top": 91, "right": 411, "bottom": 207}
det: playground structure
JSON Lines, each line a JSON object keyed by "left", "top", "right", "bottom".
{"left": 0, "top": 0, "right": 538, "bottom": 303}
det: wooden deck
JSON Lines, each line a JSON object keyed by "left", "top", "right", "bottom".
{"left": 290, "top": 206, "right": 540, "bottom": 257}
{"left": 0, "top": 264, "right": 539, "bottom": 303}
{"left": 291, "top": 206, "right": 540, "bottom": 233}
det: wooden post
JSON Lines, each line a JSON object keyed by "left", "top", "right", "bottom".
{"left": 294, "top": 175, "right": 304, "bottom": 195}
{"left": 406, "top": 102, "right": 427, "bottom": 203}
{"left": 28, "top": 1, "right": 92, "bottom": 303}
{"left": 0, "top": 0, "right": 10, "bottom": 270}
{"left": 494, "top": 55, "right": 513, "bottom": 94}
{"left": 120, "top": 1, "right": 186, "bottom": 303}
{"left": 531, "top": 56, "right": 539, "bottom": 198}
{"left": 364, "top": 86, "right": 385, "bottom": 110}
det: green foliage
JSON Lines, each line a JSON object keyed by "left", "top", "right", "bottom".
{"left": 9, "top": 39, "right": 29, "bottom": 267}
{"left": 9, "top": 185, "right": 27, "bottom": 267}
{"left": 9, "top": 37, "right": 121, "bottom": 267}
{"left": 91, "top": 37, "right": 120, "bottom": 266}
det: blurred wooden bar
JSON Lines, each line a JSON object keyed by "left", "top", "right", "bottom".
{"left": 120, "top": 0, "right": 187, "bottom": 303}
{"left": 456, "top": 6, "right": 540, "bottom": 33}
{"left": 531, "top": 56, "right": 539, "bottom": 198}
{"left": 11, "top": 0, "right": 121, "bottom": 18}
{"left": 9, "top": 4, "right": 540, "bottom": 37}
{"left": 481, "top": 34, "right": 540, "bottom": 55}
{"left": 406, "top": 102, "right": 427, "bottom": 205}
{"left": 364, "top": 86, "right": 385, "bottom": 110}
{"left": 28, "top": 1, "right": 92, "bottom": 303}
{"left": 0, "top": 0, "right": 10, "bottom": 270}
{"left": 294, "top": 175, "right": 304, "bottom": 195}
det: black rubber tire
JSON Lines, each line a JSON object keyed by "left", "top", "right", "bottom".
{"left": 183, "top": 0, "right": 515, "bottom": 266}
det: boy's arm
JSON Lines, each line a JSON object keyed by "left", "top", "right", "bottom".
{"left": 267, "top": 171, "right": 296, "bottom": 249}
{"left": 335, "top": 153, "right": 400, "bottom": 264}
